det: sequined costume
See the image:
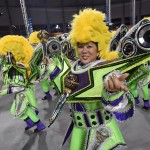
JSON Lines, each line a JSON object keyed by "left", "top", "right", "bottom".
{"left": 30, "top": 9, "right": 150, "bottom": 149}
{"left": 29, "top": 30, "right": 53, "bottom": 100}
{"left": 0, "top": 35, "right": 45, "bottom": 132}
{"left": 30, "top": 50, "right": 150, "bottom": 149}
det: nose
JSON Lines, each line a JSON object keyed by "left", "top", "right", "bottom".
{"left": 82, "top": 46, "right": 88, "bottom": 53}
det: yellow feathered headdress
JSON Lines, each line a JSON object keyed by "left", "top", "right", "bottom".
{"left": 69, "top": 8, "right": 118, "bottom": 60}
{"left": 111, "top": 30, "right": 117, "bottom": 38}
{"left": 143, "top": 17, "right": 150, "bottom": 21}
{"left": 0, "top": 35, "right": 34, "bottom": 72}
{"left": 28, "top": 31, "right": 40, "bottom": 44}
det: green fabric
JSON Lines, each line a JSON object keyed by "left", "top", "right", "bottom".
{"left": 69, "top": 101, "right": 126, "bottom": 150}
{"left": 84, "top": 101, "right": 103, "bottom": 111}
{"left": 99, "top": 117, "right": 126, "bottom": 150}
{"left": 11, "top": 92, "right": 28, "bottom": 116}
{"left": 3, "top": 67, "right": 26, "bottom": 87}
{"left": 46, "top": 51, "right": 150, "bottom": 149}
{"left": 70, "top": 126, "right": 87, "bottom": 150}
{"left": 47, "top": 59, "right": 58, "bottom": 77}
{"left": 141, "top": 84, "right": 149, "bottom": 100}
{"left": 10, "top": 87, "right": 38, "bottom": 117}
{"left": 53, "top": 55, "right": 63, "bottom": 70}
{"left": 19, "top": 107, "right": 39, "bottom": 122}
{"left": 130, "top": 83, "right": 138, "bottom": 98}
{"left": 55, "top": 53, "right": 150, "bottom": 102}
{"left": 102, "top": 89, "right": 124, "bottom": 102}
{"left": 28, "top": 47, "right": 43, "bottom": 81}
{"left": 70, "top": 117, "right": 125, "bottom": 150}
{"left": 40, "top": 79, "right": 51, "bottom": 92}
{"left": 72, "top": 106, "right": 112, "bottom": 128}
{"left": 129, "top": 63, "right": 150, "bottom": 100}
{"left": 24, "top": 88, "right": 39, "bottom": 109}
{"left": 53, "top": 55, "right": 71, "bottom": 93}
{"left": 1, "top": 61, "right": 40, "bottom": 124}
{"left": 1, "top": 89, "right": 8, "bottom": 96}
{"left": 13, "top": 64, "right": 27, "bottom": 78}
{"left": 68, "top": 63, "right": 126, "bottom": 102}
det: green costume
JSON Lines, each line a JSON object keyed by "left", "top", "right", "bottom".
{"left": 1, "top": 56, "right": 38, "bottom": 120}
{"left": 47, "top": 54, "right": 150, "bottom": 150}
{"left": 0, "top": 52, "right": 45, "bottom": 132}
{"left": 39, "top": 33, "right": 77, "bottom": 100}
{"left": 29, "top": 10, "right": 150, "bottom": 149}
{"left": 129, "top": 63, "right": 150, "bottom": 109}
{"left": 29, "top": 48, "right": 150, "bottom": 149}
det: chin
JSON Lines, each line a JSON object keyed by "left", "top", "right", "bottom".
{"left": 82, "top": 61, "right": 90, "bottom": 64}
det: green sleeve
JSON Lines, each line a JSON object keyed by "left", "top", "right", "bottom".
{"left": 1, "top": 89, "right": 8, "bottom": 96}
{"left": 102, "top": 88, "right": 124, "bottom": 102}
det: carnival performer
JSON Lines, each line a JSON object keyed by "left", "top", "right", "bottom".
{"left": 31, "top": 8, "right": 150, "bottom": 149}
{"left": 0, "top": 35, "right": 46, "bottom": 132}
{"left": 60, "top": 9, "right": 128, "bottom": 150}
{"left": 29, "top": 30, "right": 53, "bottom": 100}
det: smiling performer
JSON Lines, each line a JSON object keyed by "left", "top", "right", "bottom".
{"left": 63, "top": 9, "right": 127, "bottom": 150}
{"left": 29, "top": 8, "right": 150, "bottom": 149}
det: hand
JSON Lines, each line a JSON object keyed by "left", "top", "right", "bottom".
{"left": 42, "top": 56, "right": 51, "bottom": 66}
{"left": 105, "top": 73, "right": 129, "bottom": 92}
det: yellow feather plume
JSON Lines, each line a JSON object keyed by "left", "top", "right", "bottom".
{"left": 69, "top": 8, "right": 118, "bottom": 60}
{"left": 0, "top": 35, "right": 34, "bottom": 75}
{"left": 28, "top": 31, "right": 40, "bottom": 44}
{"left": 143, "top": 17, "right": 150, "bottom": 21}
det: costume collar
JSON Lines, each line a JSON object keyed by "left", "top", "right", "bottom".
{"left": 71, "top": 59, "right": 105, "bottom": 74}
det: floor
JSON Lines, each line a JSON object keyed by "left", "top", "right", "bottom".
{"left": 0, "top": 84, "right": 150, "bottom": 150}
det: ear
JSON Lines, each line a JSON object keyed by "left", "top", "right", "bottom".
{"left": 97, "top": 51, "right": 100, "bottom": 57}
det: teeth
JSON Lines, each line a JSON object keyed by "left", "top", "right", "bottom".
{"left": 82, "top": 56, "right": 88, "bottom": 59}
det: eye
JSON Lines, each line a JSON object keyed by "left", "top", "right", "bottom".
{"left": 78, "top": 45, "right": 83, "bottom": 49}
{"left": 87, "top": 45, "right": 92, "bottom": 48}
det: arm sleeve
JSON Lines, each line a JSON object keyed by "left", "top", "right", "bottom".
{"left": 0, "top": 86, "right": 25, "bottom": 96}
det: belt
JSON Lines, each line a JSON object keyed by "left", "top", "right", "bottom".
{"left": 71, "top": 109, "right": 112, "bottom": 128}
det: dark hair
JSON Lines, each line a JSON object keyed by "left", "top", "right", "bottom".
{"left": 77, "top": 41, "right": 98, "bottom": 48}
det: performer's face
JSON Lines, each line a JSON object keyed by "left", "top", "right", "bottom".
{"left": 77, "top": 41, "right": 99, "bottom": 64}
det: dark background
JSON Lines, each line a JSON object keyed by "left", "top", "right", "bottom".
{"left": 0, "top": 0, "right": 149, "bottom": 36}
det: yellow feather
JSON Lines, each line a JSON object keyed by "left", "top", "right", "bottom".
{"left": 28, "top": 31, "right": 40, "bottom": 44}
{"left": 69, "top": 8, "right": 118, "bottom": 60}
{"left": 0, "top": 35, "right": 34, "bottom": 76}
